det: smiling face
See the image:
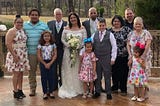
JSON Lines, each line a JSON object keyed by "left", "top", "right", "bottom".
{"left": 133, "top": 17, "right": 143, "bottom": 31}
{"left": 97, "top": 22, "right": 106, "bottom": 32}
{"left": 113, "top": 18, "right": 121, "bottom": 28}
{"left": 125, "top": 9, "right": 134, "bottom": 22}
{"left": 85, "top": 42, "right": 92, "bottom": 53}
{"left": 70, "top": 14, "right": 78, "bottom": 25}
{"left": 14, "top": 18, "right": 23, "bottom": 30}
{"left": 54, "top": 8, "right": 62, "bottom": 22}
{"left": 89, "top": 8, "right": 97, "bottom": 21}
{"left": 43, "top": 32, "right": 51, "bottom": 43}
{"left": 29, "top": 11, "right": 40, "bottom": 24}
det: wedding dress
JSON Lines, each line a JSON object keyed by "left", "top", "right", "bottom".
{"left": 58, "top": 28, "right": 86, "bottom": 98}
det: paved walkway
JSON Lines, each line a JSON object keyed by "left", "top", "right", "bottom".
{"left": 0, "top": 76, "right": 160, "bottom": 106}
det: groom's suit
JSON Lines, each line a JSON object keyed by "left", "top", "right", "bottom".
{"left": 47, "top": 20, "right": 67, "bottom": 89}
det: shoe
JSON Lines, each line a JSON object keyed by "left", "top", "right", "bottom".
{"left": 120, "top": 91, "right": 127, "bottom": 96}
{"left": 137, "top": 98, "right": 145, "bottom": 102}
{"left": 18, "top": 89, "right": 26, "bottom": 98}
{"left": 101, "top": 88, "right": 105, "bottom": 93}
{"left": 50, "top": 93, "right": 55, "bottom": 99}
{"left": 82, "top": 94, "right": 87, "bottom": 99}
{"left": 92, "top": 92, "right": 100, "bottom": 99}
{"left": 107, "top": 94, "right": 112, "bottom": 100}
{"left": 13, "top": 91, "right": 23, "bottom": 99}
{"left": 29, "top": 91, "right": 36, "bottom": 96}
{"left": 43, "top": 94, "right": 48, "bottom": 100}
{"left": 131, "top": 96, "right": 137, "bottom": 101}
{"left": 87, "top": 93, "right": 93, "bottom": 98}
{"left": 112, "top": 90, "right": 118, "bottom": 94}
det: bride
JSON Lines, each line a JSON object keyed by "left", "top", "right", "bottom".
{"left": 58, "top": 12, "right": 87, "bottom": 98}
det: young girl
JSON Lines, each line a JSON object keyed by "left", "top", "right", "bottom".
{"left": 79, "top": 38, "right": 97, "bottom": 99}
{"left": 128, "top": 42, "right": 148, "bottom": 102}
{"left": 37, "top": 31, "right": 57, "bottom": 99}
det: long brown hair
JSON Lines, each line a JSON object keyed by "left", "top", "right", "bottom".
{"left": 39, "top": 31, "right": 55, "bottom": 45}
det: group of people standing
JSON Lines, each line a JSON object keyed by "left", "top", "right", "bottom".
{"left": 5, "top": 7, "right": 152, "bottom": 102}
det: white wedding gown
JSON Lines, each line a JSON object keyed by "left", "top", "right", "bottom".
{"left": 58, "top": 28, "right": 87, "bottom": 98}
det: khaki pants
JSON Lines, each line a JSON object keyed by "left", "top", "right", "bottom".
{"left": 28, "top": 54, "right": 38, "bottom": 93}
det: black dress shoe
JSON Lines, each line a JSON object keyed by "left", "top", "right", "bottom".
{"left": 43, "top": 94, "right": 48, "bottom": 100}
{"left": 92, "top": 92, "right": 100, "bottom": 99}
{"left": 18, "top": 89, "right": 26, "bottom": 98}
{"left": 101, "top": 88, "right": 105, "bottom": 93}
{"left": 50, "top": 93, "right": 55, "bottom": 99}
{"left": 107, "top": 94, "right": 112, "bottom": 100}
{"left": 120, "top": 91, "right": 127, "bottom": 96}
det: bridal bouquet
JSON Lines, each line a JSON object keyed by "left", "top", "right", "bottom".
{"left": 66, "top": 34, "right": 81, "bottom": 67}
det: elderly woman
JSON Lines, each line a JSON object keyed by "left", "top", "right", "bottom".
{"left": 109, "top": 15, "right": 131, "bottom": 96}
{"left": 127, "top": 17, "right": 152, "bottom": 98}
{"left": 5, "top": 15, "right": 30, "bottom": 99}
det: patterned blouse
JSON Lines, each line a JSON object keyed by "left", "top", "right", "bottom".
{"left": 109, "top": 26, "right": 131, "bottom": 57}
{"left": 37, "top": 43, "right": 56, "bottom": 60}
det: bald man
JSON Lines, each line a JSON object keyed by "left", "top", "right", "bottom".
{"left": 82, "top": 7, "right": 99, "bottom": 38}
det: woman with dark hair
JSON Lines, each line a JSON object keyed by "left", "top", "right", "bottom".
{"left": 5, "top": 15, "right": 30, "bottom": 99}
{"left": 58, "top": 12, "right": 87, "bottom": 98}
{"left": 109, "top": 15, "right": 131, "bottom": 96}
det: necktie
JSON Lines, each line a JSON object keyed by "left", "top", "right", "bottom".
{"left": 57, "top": 23, "right": 60, "bottom": 32}
{"left": 99, "top": 31, "right": 103, "bottom": 41}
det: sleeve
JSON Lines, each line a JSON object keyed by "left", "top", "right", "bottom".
{"left": 127, "top": 31, "right": 132, "bottom": 41}
{"left": 81, "top": 28, "right": 87, "bottom": 47}
{"left": 53, "top": 43, "right": 57, "bottom": 48}
{"left": 144, "top": 30, "right": 153, "bottom": 41}
{"left": 110, "top": 32, "right": 117, "bottom": 61}
{"left": 37, "top": 44, "right": 41, "bottom": 49}
{"left": 91, "top": 52, "right": 97, "bottom": 61}
{"left": 61, "top": 29, "right": 70, "bottom": 47}
{"left": 79, "top": 47, "right": 85, "bottom": 56}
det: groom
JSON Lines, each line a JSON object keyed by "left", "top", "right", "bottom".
{"left": 47, "top": 8, "right": 67, "bottom": 89}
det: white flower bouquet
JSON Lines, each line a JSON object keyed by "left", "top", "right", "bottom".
{"left": 66, "top": 34, "right": 81, "bottom": 67}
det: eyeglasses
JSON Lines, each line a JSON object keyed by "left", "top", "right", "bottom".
{"left": 16, "top": 22, "right": 23, "bottom": 24}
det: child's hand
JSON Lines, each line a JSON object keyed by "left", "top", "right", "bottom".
{"left": 45, "top": 63, "right": 51, "bottom": 69}
{"left": 110, "top": 60, "right": 115, "bottom": 65}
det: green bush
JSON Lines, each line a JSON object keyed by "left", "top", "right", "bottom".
{"left": 0, "top": 21, "right": 13, "bottom": 30}
{"left": 135, "top": 0, "right": 160, "bottom": 29}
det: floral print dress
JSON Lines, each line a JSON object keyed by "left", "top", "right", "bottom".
{"left": 79, "top": 52, "right": 97, "bottom": 82}
{"left": 128, "top": 29, "right": 152, "bottom": 76}
{"left": 128, "top": 56, "right": 148, "bottom": 87}
{"left": 5, "top": 29, "right": 30, "bottom": 72}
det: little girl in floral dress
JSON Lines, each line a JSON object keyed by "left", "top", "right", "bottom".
{"left": 79, "top": 38, "right": 97, "bottom": 99}
{"left": 128, "top": 42, "right": 148, "bottom": 102}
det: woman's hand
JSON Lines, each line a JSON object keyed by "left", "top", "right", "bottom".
{"left": 13, "top": 55, "right": 19, "bottom": 63}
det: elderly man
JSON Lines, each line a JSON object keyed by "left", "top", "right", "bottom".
{"left": 47, "top": 8, "right": 67, "bottom": 88}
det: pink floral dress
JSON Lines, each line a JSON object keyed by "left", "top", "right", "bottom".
{"left": 79, "top": 52, "right": 97, "bottom": 82}
{"left": 128, "top": 56, "right": 148, "bottom": 87}
{"left": 5, "top": 29, "right": 30, "bottom": 72}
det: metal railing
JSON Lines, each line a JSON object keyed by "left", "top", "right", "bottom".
{"left": 0, "top": 30, "right": 160, "bottom": 68}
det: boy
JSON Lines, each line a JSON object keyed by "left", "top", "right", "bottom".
{"left": 92, "top": 18, "right": 117, "bottom": 100}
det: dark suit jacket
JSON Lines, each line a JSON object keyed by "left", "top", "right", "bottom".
{"left": 47, "top": 20, "right": 67, "bottom": 49}
{"left": 82, "top": 20, "right": 91, "bottom": 38}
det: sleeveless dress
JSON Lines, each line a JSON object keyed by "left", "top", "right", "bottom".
{"left": 128, "top": 56, "right": 148, "bottom": 87}
{"left": 5, "top": 29, "right": 30, "bottom": 72}
{"left": 78, "top": 52, "right": 97, "bottom": 82}
{"left": 58, "top": 28, "right": 86, "bottom": 98}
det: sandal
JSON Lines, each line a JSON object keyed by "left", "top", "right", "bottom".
{"left": 87, "top": 93, "right": 93, "bottom": 98}
{"left": 131, "top": 96, "right": 137, "bottom": 101}
{"left": 82, "top": 93, "right": 87, "bottom": 99}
